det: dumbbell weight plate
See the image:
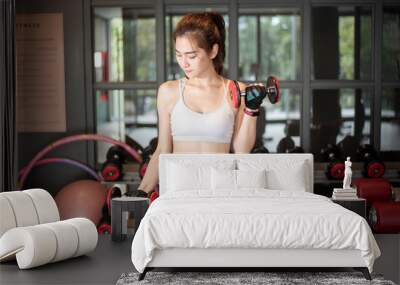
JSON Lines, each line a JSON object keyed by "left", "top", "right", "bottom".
{"left": 327, "top": 161, "right": 345, "bottom": 180}
{"left": 366, "top": 161, "right": 385, "bottom": 178}
{"left": 106, "top": 146, "right": 127, "bottom": 163}
{"left": 101, "top": 162, "right": 122, "bottom": 181}
{"left": 357, "top": 144, "right": 378, "bottom": 160}
{"left": 105, "top": 186, "right": 122, "bottom": 213}
{"left": 228, "top": 80, "right": 241, "bottom": 109}
{"left": 266, "top": 76, "right": 280, "bottom": 104}
{"left": 98, "top": 223, "right": 112, "bottom": 234}
{"left": 321, "top": 144, "right": 342, "bottom": 161}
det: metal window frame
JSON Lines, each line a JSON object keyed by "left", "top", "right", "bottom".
{"left": 86, "top": 0, "right": 398, "bottom": 156}
{"left": 302, "top": 0, "right": 311, "bottom": 151}
{"left": 84, "top": 0, "right": 96, "bottom": 166}
{"left": 308, "top": 1, "right": 378, "bottom": 151}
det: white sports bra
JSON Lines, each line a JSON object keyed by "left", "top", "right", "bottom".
{"left": 170, "top": 79, "right": 235, "bottom": 144}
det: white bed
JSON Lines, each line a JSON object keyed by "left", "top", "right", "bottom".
{"left": 131, "top": 154, "right": 380, "bottom": 280}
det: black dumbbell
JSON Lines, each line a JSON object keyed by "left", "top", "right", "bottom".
{"left": 357, "top": 144, "right": 385, "bottom": 178}
{"left": 101, "top": 146, "right": 127, "bottom": 181}
{"left": 106, "top": 145, "right": 127, "bottom": 163}
{"left": 321, "top": 144, "right": 345, "bottom": 180}
{"left": 228, "top": 76, "right": 280, "bottom": 109}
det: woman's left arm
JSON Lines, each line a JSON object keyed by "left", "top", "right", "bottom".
{"left": 232, "top": 82, "right": 258, "bottom": 153}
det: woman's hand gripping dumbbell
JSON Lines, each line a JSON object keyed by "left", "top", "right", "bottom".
{"left": 228, "top": 76, "right": 280, "bottom": 116}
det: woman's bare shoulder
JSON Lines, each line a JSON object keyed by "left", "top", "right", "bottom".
{"left": 159, "top": 80, "right": 179, "bottom": 92}
{"left": 158, "top": 80, "right": 179, "bottom": 100}
{"left": 157, "top": 80, "right": 181, "bottom": 112}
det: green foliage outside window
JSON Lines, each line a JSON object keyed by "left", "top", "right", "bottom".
{"left": 111, "top": 18, "right": 124, "bottom": 82}
{"left": 339, "top": 16, "right": 354, "bottom": 80}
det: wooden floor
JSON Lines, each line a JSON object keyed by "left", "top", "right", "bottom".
{"left": 0, "top": 235, "right": 134, "bottom": 285}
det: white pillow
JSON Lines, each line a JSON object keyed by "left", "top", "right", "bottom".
{"left": 237, "top": 169, "right": 267, "bottom": 189}
{"left": 167, "top": 160, "right": 235, "bottom": 192}
{"left": 265, "top": 162, "right": 307, "bottom": 191}
{"left": 211, "top": 169, "right": 267, "bottom": 190}
{"left": 211, "top": 168, "right": 236, "bottom": 190}
{"left": 238, "top": 159, "right": 308, "bottom": 192}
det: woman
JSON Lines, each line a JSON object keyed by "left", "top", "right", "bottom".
{"left": 136, "top": 12, "right": 266, "bottom": 197}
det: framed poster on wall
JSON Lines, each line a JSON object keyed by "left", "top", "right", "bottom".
{"left": 16, "top": 13, "right": 66, "bottom": 132}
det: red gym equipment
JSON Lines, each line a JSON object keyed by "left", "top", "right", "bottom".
{"left": 18, "top": 134, "right": 143, "bottom": 235}
{"left": 55, "top": 179, "right": 108, "bottom": 226}
{"left": 101, "top": 145, "right": 128, "bottom": 181}
{"left": 97, "top": 186, "right": 123, "bottom": 234}
{"left": 18, "top": 133, "right": 142, "bottom": 190}
{"left": 54, "top": 180, "right": 123, "bottom": 234}
{"left": 369, "top": 202, "right": 400, "bottom": 233}
{"left": 353, "top": 178, "right": 393, "bottom": 206}
{"left": 149, "top": 191, "right": 159, "bottom": 203}
{"left": 354, "top": 178, "right": 399, "bottom": 234}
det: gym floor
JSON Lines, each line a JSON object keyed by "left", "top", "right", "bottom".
{"left": 0, "top": 235, "right": 134, "bottom": 285}
{"left": 1, "top": 234, "right": 398, "bottom": 285}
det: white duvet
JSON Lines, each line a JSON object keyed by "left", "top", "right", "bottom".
{"left": 131, "top": 189, "right": 380, "bottom": 273}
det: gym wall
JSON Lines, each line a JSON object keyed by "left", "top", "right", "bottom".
{"left": 17, "top": 0, "right": 95, "bottom": 195}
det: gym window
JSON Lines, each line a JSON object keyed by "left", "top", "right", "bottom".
{"left": 90, "top": 1, "right": 400, "bottom": 166}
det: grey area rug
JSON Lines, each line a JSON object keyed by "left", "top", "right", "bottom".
{"left": 116, "top": 271, "right": 396, "bottom": 285}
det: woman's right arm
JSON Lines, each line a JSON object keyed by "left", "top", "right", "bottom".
{"left": 137, "top": 82, "right": 175, "bottom": 194}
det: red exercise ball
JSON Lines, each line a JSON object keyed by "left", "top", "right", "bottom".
{"left": 55, "top": 179, "right": 107, "bottom": 226}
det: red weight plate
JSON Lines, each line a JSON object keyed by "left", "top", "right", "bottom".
{"left": 98, "top": 223, "right": 112, "bottom": 234}
{"left": 330, "top": 163, "right": 345, "bottom": 179}
{"left": 367, "top": 162, "right": 385, "bottom": 178}
{"left": 266, "top": 76, "right": 280, "bottom": 104}
{"left": 228, "top": 80, "right": 241, "bottom": 109}
{"left": 105, "top": 186, "right": 122, "bottom": 212}
{"left": 101, "top": 164, "right": 121, "bottom": 181}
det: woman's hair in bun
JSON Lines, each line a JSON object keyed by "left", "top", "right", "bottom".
{"left": 174, "top": 12, "right": 226, "bottom": 75}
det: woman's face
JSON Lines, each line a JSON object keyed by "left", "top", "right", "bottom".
{"left": 175, "top": 36, "right": 215, "bottom": 78}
